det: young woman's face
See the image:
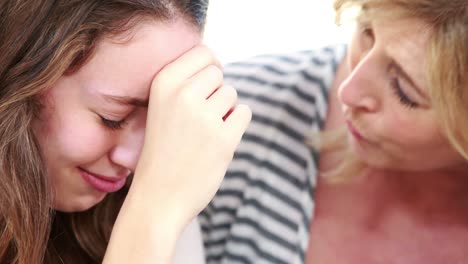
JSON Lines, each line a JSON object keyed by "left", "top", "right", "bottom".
{"left": 339, "top": 16, "right": 467, "bottom": 172}
{"left": 33, "top": 20, "right": 201, "bottom": 212}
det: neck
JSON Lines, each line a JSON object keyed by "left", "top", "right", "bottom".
{"left": 360, "top": 166, "right": 468, "bottom": 223}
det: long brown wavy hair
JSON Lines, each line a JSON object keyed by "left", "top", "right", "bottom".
{"left": 0, "top": 0, "right": 208, "bottom": 263}
{"left": 316, "top": 0, "right": 468, "bottom": 181}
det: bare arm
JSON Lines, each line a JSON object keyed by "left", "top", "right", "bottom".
{"left": 103, "top": 45, "right": 251, "bottom": 263}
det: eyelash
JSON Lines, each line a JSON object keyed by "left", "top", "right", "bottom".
{"left": 100, "top": 116, "right": 127, "bottom": 130}
{"left": 390, "top": 77, "right": 419, "bottom": 109}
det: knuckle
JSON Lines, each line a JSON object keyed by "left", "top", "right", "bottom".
{"left": 239, "top": 104, "right": 252, "bottom": 119}
{"left": 230, "top": 104, "right": 252, "bottom": 129}
{"left": 198, "top": 107, "right": 219, "bottom": 126}
{"left": 193, "top": 45, "right": 220, "bottom": 67}
{"left": 195, "top": 45, "right": 215, "bottom": 59}
{"left": 225, "top": 85, "right": 238, "bottom": 102}
{"left": 244, "top": 105, "right": 253, "bottom": 121}
{"left": 151, "top": 74, "right": 171, "bottom": 91}
{"left": 178, "top": 88, "right": 198, "bottom": 107}
{"left": 207, "top": 65, "right": 223, "bottom": 81}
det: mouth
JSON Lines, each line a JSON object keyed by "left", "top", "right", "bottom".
{"left": 346, "top": 120, "right": 368, "bottom": 142}
{"left": 78, "top": 167, "right": 127, "bottom": 193}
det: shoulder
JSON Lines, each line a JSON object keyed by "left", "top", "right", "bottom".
{"left": 200, "top": 45, "right": 347, "bottom": 263}
{"left": 224, "top": 45, "right": 347, "bottom": 130}
{"left": 222, "top": 45, "right": 347, "bottom": 160}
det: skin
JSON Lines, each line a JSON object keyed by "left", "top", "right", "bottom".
{"left": 306, "top": 17, "right": 468, "bottom": 263}
{"left": 103, "top": 23, "right": 251, "bottom": 262}
{"left": 34, "top": 19, "right": 202, "bottom": 212}
{"left": 34, "top": 17, "right": 251, "bottom": 263}
{"left": 340, "top": 17, "right": 466, "bottom": 172}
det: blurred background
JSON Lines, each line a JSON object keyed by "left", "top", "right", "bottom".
{"left": 203, "top": 0, "right": 352, "bottom": 64}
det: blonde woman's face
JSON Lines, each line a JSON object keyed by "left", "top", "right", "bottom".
{"left": 33, "top": 20, "right": 201, "bottom": 212}
{"left": 338, "top": 17, "right": 467, "bottom": 172}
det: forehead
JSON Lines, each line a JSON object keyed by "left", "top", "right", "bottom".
{"left": 375, "top": 17, "right": 431, "bottom": 87}
{"left": 73, "top": 19, "right": 201, "bottom": 98}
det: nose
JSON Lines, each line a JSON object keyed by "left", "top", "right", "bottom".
{"left": 109, "top": 112, "right": 146, "bottom": 172}
{"left": 338, "top": 52, "right": 380, "bottom": 114}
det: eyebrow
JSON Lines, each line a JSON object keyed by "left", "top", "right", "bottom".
{"left": 101, "top": 94, "right": 148, "bottom": 108}
{"left": 393, "top": 61, "right": 428, "bottom": 100}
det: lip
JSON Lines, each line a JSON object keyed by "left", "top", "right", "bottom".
{"left": 78, "top": 167, "right": 127, "bottom": 193}
{"left": 346, "top": 120, "right": 367, "bottom": 142}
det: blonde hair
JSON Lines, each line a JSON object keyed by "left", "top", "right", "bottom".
{"left": 317, "top": 0, "right": 468, "bottom": 181}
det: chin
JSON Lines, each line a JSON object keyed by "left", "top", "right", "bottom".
{"left": 54, "top": 193, "right": 107, "bottom": 212}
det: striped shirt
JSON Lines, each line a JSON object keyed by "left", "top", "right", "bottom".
{"left": 199, "top": 45, "right": 347, "bottom": 264}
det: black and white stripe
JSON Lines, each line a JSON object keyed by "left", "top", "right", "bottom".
{"left": 199, "top": 45, "right": 347, "bottom": 264}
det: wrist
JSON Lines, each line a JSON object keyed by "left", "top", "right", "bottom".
{"left": 124, "top": 178, "right": 188, "bottom": 237}
{"left": 104, "top": 185, "right": 186, "bottom": 263}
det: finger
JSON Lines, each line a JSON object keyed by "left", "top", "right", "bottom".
{"left": 224, "top": 104, "right": 252, "bottom": 144}
{"left": 152, "top": 45, "right": 221, "bottom": 91}
{"left": 206, "top": 85, "right": 237, "bottom": 118}
{"left": 183, "top": 65, "right": 223, "bottom": 100}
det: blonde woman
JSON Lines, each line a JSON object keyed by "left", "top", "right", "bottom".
{"left": 200, "top": 0, "right": 468, "bottom": 263}
{"left": 0, "top": 0, "right": 251, "bottom": 263}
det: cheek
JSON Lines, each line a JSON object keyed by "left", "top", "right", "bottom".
{"left": 43, "top": 110, "right": 115, "bottom": 164}
{"left": 380, "top": 110, "right": 457, "bottom": 161}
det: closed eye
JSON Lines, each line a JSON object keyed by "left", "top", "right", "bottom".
{"left": 390, "top": 77, "right": 419, "bottom": 109}
{"left": 100, "top": 116, "right": 127, "bottom": 130}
